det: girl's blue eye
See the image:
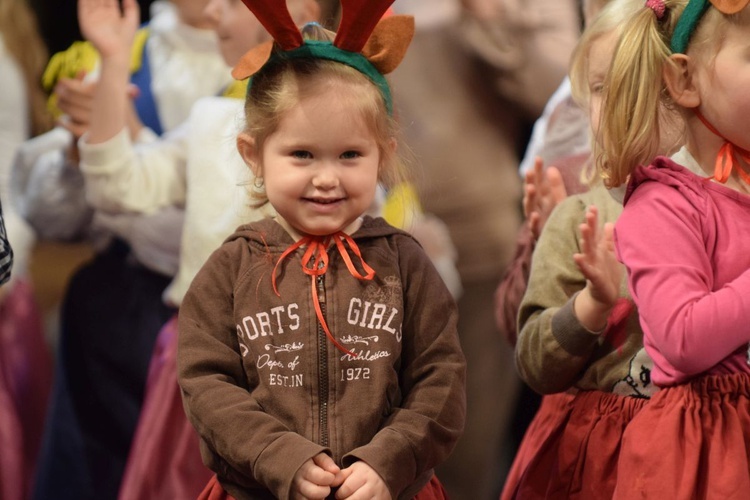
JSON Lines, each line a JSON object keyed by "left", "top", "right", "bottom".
{"left": 292, "top": 150, "right": 312, "bottom": 159}
{"left": 341, "top": 151, "right": 360, "bottom": 160}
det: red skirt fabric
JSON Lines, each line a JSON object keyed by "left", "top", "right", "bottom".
{"left": 505, "top": 390, "right": 647, "bottom": 500}
{"left": 0, "top": 279, "right": 52, "bottom": 500}
{"left": 198, "top": 473, "right": 448, "bottom": 499}
{"left": 613, "top": 372, "right": 750, "bottom": 500}
{"left": 198, "top": 475, "right": 233, "bottom": 500}
{"left": 413, "top": 475, "right": 449, "bottom": 500}
{"left": 118, "top": 314, "right": 212, "bottom": 500}
{"left": 501, "top": 392, "right": 575, "bottom": 500}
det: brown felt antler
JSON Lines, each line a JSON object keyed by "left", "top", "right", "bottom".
{"left": 360, "top": 15, "right": 414, "bottom": 75}
{"left": 231, "top": 0, "right": 414, "bottom": 116}
{"left": 334, "top": 0, "right": 396, "bottom": 53}
{"left": 239, "top": 0, "right": 303, "bottom": 50}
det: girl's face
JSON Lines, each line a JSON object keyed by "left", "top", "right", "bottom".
{"left": 245, "top": 86, "right": 382, "bottom": 238}
{"left": 171, "top": 0, "right": 213, "bottom": 29}
{"left": 587, "top": 30, "right": 619, "bottom": 145}
{"left": 694, "top": 20, "right": 750, "bottom": 152}
{"left": 203, "top": 0, "right": 270, "bottom": 67}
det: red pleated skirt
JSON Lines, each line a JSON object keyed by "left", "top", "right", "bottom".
{"left": 501, "top": 392, "right": 575, "bottom": 500}
{"left": 118, "top": 314, "right": 212, "bottom": 499}
{"left": 613, "top": 372, "right": 750, "bottom": 500}
{"left": 503, "top": 389, "right": 648, "bottom": 499}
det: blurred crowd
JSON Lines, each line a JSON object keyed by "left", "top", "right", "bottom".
{"left": 0, "top": 0, "right": 585, "bottom": 498}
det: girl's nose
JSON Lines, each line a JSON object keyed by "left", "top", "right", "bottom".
{"left": 312, "top": 164, "right": 339, "bottom": 189}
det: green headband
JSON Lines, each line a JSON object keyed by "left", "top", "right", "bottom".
{"left": 670, "top": 0, "right": 711, "bottom": 53}
{"left": 249, "top": 39, "right": 394, "bottom": 115}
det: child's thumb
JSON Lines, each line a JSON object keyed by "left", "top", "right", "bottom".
{"left": 313, "top": 453, "right": 340, "bottom": 474}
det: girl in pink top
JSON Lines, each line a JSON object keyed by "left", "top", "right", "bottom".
{"left": 597, "top": 0, "right": 750, "bottom": 497}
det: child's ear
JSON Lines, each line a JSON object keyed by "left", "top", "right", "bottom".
{"left": 237, "top": 133, "right": 261, "bottom": 177}
{"left": 388, "top": 137, "right": 398, "bottom": 154}
{"left": 663, "top": 54, "right": 701, "bottom": 108}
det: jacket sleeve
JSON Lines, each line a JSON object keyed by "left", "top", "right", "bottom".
{"left": 494, "top": 223, "right": 535, "bottom": 346}
{"left": 342, "top": 236, "right": 467, "bottom": 498}
{"left": 177, "top": 242, "right": 327, "bottom": 498}
{"left": 615, "top": 180, "right": 750, "bottom": 378}
{"left": 79, "top": 126, "right": 188, "bottom": 215}
{"left": 515, "top": 195, "right": 603, "bottom": 394}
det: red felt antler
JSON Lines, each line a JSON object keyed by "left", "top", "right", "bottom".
{"left": 239, "top": 0, "right": 303, "bottom": 50}
{"left": 334, "top": 0, "right": 396, "bottom": 53}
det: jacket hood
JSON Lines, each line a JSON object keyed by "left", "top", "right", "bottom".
{"left": 223, "top": 215, "right": 411, "bottom": 250}
{"left": 623, "top": 156, "right": 709, "bottom": 209}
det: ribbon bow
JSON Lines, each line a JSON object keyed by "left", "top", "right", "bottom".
{"left": 695, "top": 110, "right": 750, "bottom": 184}
{"left": 272, "top": 232, "right": 375, "bottom": 357}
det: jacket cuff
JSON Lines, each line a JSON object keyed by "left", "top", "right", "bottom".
{"left": 79, "top": 127, "right": 131, "bottom": 174}
{"left": 254, "top": 432, "right": 328, "bottom": 498}
{"left": 551, "top": 292, "right": 602, "bottom": 356}
{"left": 343, "top": 428, "right": 416, "bottom": 499}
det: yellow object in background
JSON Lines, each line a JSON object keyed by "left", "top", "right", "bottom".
{"left": 41, "top": 28, "right": 150, "bottom": 118}
{"left": 382, "top": 182, "right": 421, "bottom": 230}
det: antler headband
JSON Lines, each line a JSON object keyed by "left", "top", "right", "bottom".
{"left": 232, "top": 0, "right": 415, "bottom": 115}
{"left": 670, "top": 0, "right": 749, "bottom": 53}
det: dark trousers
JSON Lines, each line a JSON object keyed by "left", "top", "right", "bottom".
{"left": 33, "top": 240, "right": 176, "bottom": 500}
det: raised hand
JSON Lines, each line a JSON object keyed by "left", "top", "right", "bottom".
{"left": 56, "top": 71, "right": 95, "bottom": 139}
{"left": 78, "top": 0, "right": 140, "bottom": 58}
{"left": 524, "top": 156, "right": 567, "bottom": 240}
{"left": 335, "top": 461, "right": 391, "bottom": 499}
{"left": 291, "top": 452, "right": 343, "bottom": 500}
{"left": 572, "top": 205, "right": 624, "bottom": 332}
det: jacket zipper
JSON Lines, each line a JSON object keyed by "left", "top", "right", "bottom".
{"left": 316, "top": 273, "right": 329, "bottom": 447}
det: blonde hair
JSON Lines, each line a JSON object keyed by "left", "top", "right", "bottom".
{"left": 569, "top": 0, "right": 642, "bottom": 186}
{"left": 0, "top": 0, "right": 52, "bottom": 136}
{"left": 597, "top": 1, "right": 747, "bottom": 187}
{"left": 243, "top": 23, "right": 410, "bottom": 207}
{"left": 569, "top": 0, "right": 643, "bottom": 107}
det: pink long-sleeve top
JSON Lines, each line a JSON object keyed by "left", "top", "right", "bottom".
{"left": 614, "top": 148, "right": 750, "bottom": 387}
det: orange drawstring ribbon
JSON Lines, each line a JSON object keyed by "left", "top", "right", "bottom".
{"left": 272, "top": 232, "right": 375, "bottom": 357}
{"left": 695, "top": 110, "right": 750, "bottom": 184}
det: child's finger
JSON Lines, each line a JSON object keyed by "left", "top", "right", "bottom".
{"left": 603, "top": 223, "right": 616, "bottom": 251}
{"left": 523, "top": 184, "right": 537, "bottom": 218}
{"left": 579, "top": 224, "right": 595, "bottom": 258}
{"left": 528, "top": 212, "right": 541, "bottom": 239}
{"left": 306, "top": 467, "right": 336, "bottom": 487}
{"left": 546, "top": 166, "right": 567, "bottom": 203}
{"left": 122, "top": 0, "right": 141, "bottom": 26}
{"left": 586, "top": 205, "right": 599, "bottom": 226}
{"left": 335, "top": 473, "right": 365, "bottom": 499}
{"left": 295, "top": 481, "right": 331, "bottom": 500}
{"left": 312, "top": 453, "right": 340, "bottom": 475}
{"left": 532, "top": 156, "right": 544, "bottom": 181}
